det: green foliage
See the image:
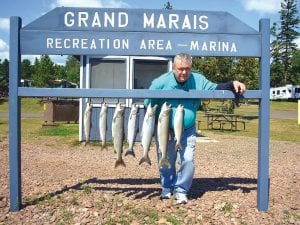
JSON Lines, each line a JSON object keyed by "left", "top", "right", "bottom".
{"left": 289, "top": 49, "right": 300, "bottom": 84}
{"left": 0, "top": 58, "right": 9, "bottom": 94}
{"left": 192, "top": 57, "right": 259, "bottom": 89}
{"left": 164, "top": 1, "right": 173, "bottom": 9}
{"left": 271, "top": 0, "right": 299, "bottom": 85}
{"left": 65, "top": 55, "right": 80, "bottom": 84}
{"left": 21, "top": 59, "right": 33, "bottom": 80}
{"left": 32, "top": 55, "right": 55, "bottom": 87}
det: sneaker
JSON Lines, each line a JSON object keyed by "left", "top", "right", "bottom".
{"left": 160, "top": 189, "right": 172, "bottom": 199}
{"left": 174, "top": 192, "right": 188, "bottom": 204}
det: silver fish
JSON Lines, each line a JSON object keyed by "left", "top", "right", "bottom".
{"left": 125, "top": 103, "right": 139, "bottom": 157}
{"left": 84, "top": 102, "right": 93, "bottom": 146}
{"left": 139, "top": 104, "right": 158, "bottom": 165}
{"left": 99, "top": 103, "right": 108, "bottom": 150}
{"left": 112, "top": 103, "right": 125, "bottom": 168}
{"left": 174, "top": 104, "right": 184, "bottom": 150}
{"left": 158, "top": 102, "right": 171, "bottom": 167}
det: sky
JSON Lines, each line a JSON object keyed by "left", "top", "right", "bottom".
{"left": 0, "top": 0, "right": 299, "bottom": 64}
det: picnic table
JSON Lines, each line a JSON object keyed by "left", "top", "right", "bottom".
{"left": 201, "top": 112, "right": 246, "bottom": 131}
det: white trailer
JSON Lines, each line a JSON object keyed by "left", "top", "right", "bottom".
{"left": 270, "top": 84, "right": 300, "bottom": 100}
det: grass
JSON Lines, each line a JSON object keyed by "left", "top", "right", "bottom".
{"left": 0, "top": 97, "right": 299, "bottom": 143}
{"left": 197, "top": 99, "right": 300, "bottom": 142}
{"left": 0, "top": 97, "right": 44, "bottom": 113}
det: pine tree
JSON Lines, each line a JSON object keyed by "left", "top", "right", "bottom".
{"left": 277, "top": 0, "right": 299, "bottom": 84}
{"left": 163, "top": 1, "right": 173, "bottom": 9}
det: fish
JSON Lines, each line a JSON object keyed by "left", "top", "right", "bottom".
{"left": 99, "top": 102, "right": 108, "bottom": 150}
{"left": 139, "top": 104, "right": 158, "bottom": 166}
{"left": 112, "top": 103, "right": 125, "bottom": 168}
{"left": 84, "top": 102, "right": 93, "bottom": 146}
{"left": 125, "top": 103, "right": 139, "bottom": 157}
{"left": 174, "top": 104, "right": 184, "bottom": 150}
{"left": 157, "top": 102, "right": 171, "bottom": 167}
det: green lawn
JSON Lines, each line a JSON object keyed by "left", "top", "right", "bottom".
{"left": 0, "top": 97, "right": 44, "bottom": 113}
{"left": 197, "top": 99, "right": 299, "bottom": 142}
{"left": 1, "top": 97, "right": 299, "bottom": 143}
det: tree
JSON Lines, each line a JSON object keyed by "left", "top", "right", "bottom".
{"left": 163, "top": 1, "right": 173, "bottom": 9}
{"left": 270, "top": 22, "right": 285, "bottom": 86}
{"left": 0, "top": 59, "right": 9, "bottom": 95}
{"left": 289, "top": 50, "right": 300, "bottom": 84}
{"left": 21, "top": 59, "right": 33, "bottom": 80}
{"left": 234, "top": 58, "right": 259, "bottom": 90}
{"left": 31, "top": 55, "right": 54, "bottom": 87}
{"left": 65, "top": 55, "right": 80, "bottom": 84}
{"left": 276, "top": 0, "right": 299, "bottom": 84}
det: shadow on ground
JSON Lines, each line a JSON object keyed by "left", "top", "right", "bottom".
{"left": 23, "top": 177, "right": 257, "bottom": 208}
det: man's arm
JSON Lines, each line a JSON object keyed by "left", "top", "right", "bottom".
{"left": 216, "top": 80, "right": 246, "bottom": 95}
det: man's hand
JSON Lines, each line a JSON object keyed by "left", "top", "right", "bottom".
{"left": 233, "top": 81, "right": 246, "bottom": 95}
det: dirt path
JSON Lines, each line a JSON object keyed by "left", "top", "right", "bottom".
{"left": 0, "top": 134, "right": 299, "bottom": 224}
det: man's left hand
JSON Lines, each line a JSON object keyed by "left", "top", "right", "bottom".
{"left": 233, "top": 81, "right": 246, "bottom": 95}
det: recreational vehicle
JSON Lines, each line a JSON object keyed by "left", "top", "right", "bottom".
{"left": 270, "top": 84, "right": 300, "bottom": 100}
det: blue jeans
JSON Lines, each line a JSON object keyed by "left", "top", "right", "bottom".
{"left": 155, "top": 126, "right": 196, "bottom": 194}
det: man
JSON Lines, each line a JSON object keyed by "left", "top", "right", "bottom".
{"left": 144, "top": 53, "right": 246, "bottom": 204}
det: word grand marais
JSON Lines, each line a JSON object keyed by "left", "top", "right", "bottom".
{"left": 64, "top": 11, "right": 209, "bottom": 30}
{"left": 45, "top": 10, "right": 237, "bottom": 53}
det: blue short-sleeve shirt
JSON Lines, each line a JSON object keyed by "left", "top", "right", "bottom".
{"left": 144, "top": 71, "right": 217, "bottom": 129}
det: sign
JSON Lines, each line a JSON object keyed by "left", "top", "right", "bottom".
{"left": 21, "top": 7, "right": 261, "bottom": 56}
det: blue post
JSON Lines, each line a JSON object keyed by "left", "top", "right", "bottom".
{"left": 9, "top": 17, "right": 22, "bottom": 211}
{"left": 257, "top": 18, "right": 270, "bottom": 211}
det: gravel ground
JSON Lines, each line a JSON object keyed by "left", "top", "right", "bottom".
{"left": 0, "top": 134, "right": 299, "bottom": 225}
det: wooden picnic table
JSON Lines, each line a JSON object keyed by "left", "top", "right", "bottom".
{"left": 204, "top": 112, "right": 246, "bottom": 131}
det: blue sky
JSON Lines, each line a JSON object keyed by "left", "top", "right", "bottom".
{"left": 0, "top": 0, "right": 299, "bottom": 64}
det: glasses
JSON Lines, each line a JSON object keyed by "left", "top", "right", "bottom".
{"left": 175, "top": 67, "right": 191, "bottom": 72}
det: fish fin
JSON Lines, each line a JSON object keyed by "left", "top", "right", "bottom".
{"left": 115, "top": 158, "right": 126, "bottom": 168}
{"left": 138, "top": 156, "right": 151, "bottom": 166}
{"left": 125, "top": 149, "right": 135, "bottom": 157}
{"left": 159, "top": 158, "right": 170, "bottom": 168}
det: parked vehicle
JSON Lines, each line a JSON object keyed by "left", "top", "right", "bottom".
{"left": 270, "top": 84, "right": 300, "bottom": 100}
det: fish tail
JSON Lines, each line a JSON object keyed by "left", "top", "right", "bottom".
{"left": 138, "top": 156, "right": 151, "bottom": 166}
{"left": 115, "top": 158, "right": 126, "bottom": 168}
{"left": 159, "top": 158, "right": 170, "bottom": 168}
{"left": 101, "top": 145, "right": 107, "bottom": 150}
{"left": 175, "top": 142, "right": 182, "bottom": 150}
{"left": 125, "top": 148, "right": 135, "bottom": 157}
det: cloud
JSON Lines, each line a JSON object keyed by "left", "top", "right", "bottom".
{"left": 0, "top": 39, "right": 9, "bottom": 61}
{"left": 50, "top": 0, "right": 130, "bottom": 9}
{"left": 51, "top": 0, "right": 103, "bottom": 8}
{"left": 0, "top": 18, "right": 10, "bottom": 31}
{"left": 103, "top": 0, "right": 130, "bottom": 8}
{"left": 0, "top": 39, "right": 9, "bottom": 52}
{"left": 241, "top": 0, "right": 281, "bottom": 14}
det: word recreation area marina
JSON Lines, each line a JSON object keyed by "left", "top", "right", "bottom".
{"left": 46, "top": 38, "right": 238, "bottom": 52}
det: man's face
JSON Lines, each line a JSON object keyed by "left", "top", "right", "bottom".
{"left": 172, "top": 60, "right": 192, "bottom": 83}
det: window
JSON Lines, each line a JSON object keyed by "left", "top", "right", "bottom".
{"left": 132, "top": 59, "right": 169, "bottom": 104}
{"left": 90, "top": 58, "right": 127, "bottom": 104}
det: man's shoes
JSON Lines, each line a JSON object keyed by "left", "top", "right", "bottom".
{"left": 174, "top": 192, "right": 188, "bottom": 204}
{"left": 160, "top": 189, "right": 172, "bottom": 199}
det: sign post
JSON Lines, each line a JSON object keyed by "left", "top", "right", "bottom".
{"left": 9, "top": 7, "right": 270, "bottom": 212}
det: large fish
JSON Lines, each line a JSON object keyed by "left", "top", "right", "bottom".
{"left": 125, "top": 103, "right": 139, "bottom": 157}
{"left": 99, "top": 102, "right": 108, "bottom": 150}
{"left": 139, "top": 104, "right": 158, "bottom": 165}
{"left": 84, "top": 102, "right": 93, "bottom": 146}
{"left": 157, "top": 102, "right": 171, "bottom": 167}
{"left": 112, "top": 103, "right": 125, "bottom": 168}
{"left": 174, "top": 104, "right": 184, "bottom": 150}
